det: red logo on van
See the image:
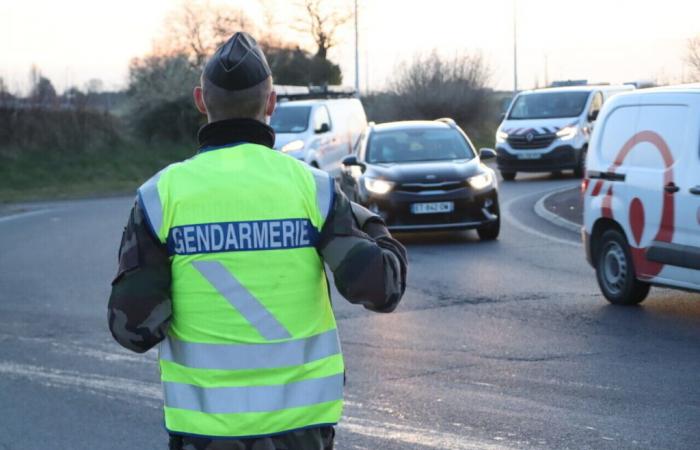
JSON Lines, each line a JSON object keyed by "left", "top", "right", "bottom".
{"left": 590, "top": 131, "right": 675, "bottom": 279}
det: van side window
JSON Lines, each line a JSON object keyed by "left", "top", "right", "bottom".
{"left": 313, "top": 106, "right": 331, "bottom": 133}
{"left": 589, "top": 92, "right": 603, "bottom": 120}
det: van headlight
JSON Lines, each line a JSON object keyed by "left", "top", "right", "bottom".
{"left": 468, "top": 172, "right": 493, "bottom": 190}
{"left": 364, "top": 177, "right": 395, "bottom": 195}
{"left": 281, "top": 139, "right": 305, "bottom": 153}
{"left": 556, "top": 126, "right": 578, "bottom": 141}
{"left": 496, "top": 130, "right": 509, "bottom": 143}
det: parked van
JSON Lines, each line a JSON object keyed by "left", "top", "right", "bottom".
{"left": 495, "top": 85, "right": 633, "bottom": 180}
{"left": 271, "top": 93, "right": 367, "bottom": 176}
{"left": 583, "top": 84, "right": 700, "bottom": 304}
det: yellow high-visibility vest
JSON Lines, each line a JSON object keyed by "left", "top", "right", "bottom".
{"left": 138, "top": 143, "right": 344, "bottom": 438}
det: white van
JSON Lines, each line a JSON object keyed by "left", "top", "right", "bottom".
{"left": 495, "top": 85, "right": 633, "bottom": 180}
{"left": 582, "top": 84, "right": 700, "bottom": 304}
{"left": 271, "top": 97, "right": 367, "bottom": 176}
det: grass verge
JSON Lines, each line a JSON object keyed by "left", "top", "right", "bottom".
{"left": 0, "top": 142, "right": 194, "bottom": 203}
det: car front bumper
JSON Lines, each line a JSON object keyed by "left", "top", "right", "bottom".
{"left": 496, "top": 145, "right": 580, "bottom": 172}
{"left": 361, "top": 186, "right": 499, "bottom": 232}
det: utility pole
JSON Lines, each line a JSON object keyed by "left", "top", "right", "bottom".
{"left": 354, "top": 0, "right": 360, "bottom": 96}
{"left": 513, "top": 0, "right": 518, "bottom": 94}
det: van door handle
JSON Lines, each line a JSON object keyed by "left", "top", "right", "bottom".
{"left": 690, "top": 186, "right": 700, "bottom": 195}
{"left": 664, "top": 182, "right": 680, "bottom": 194}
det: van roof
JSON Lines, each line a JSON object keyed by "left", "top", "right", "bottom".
{"left": 642, "top": 83, "right": 700, "bottom": 95}
{"left": 371, "top": 120, "right": 452, "bottom": 132}
{"left": 518, "top": 85, "right": 632, "bottom": 96}
{"left": 276, "top": 98, "right": 359, "bottom": 107}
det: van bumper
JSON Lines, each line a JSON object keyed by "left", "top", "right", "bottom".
{"left": 496, "top": 145, "right": 580, "bottom": 172}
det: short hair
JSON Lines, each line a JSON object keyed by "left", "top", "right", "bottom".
{"left": 201, "top": 74, "right": 272, "bottom": 122}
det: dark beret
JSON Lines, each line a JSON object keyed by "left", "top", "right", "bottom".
{"left": 204, "top": 32, "right": 271, "bottom": 91}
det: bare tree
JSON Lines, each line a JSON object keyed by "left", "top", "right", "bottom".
{"left": 687, "top": 35, "right": 700, "bottom": 82}
{"left": 388, "top": 51, "right": 492, "bottom": 127}
{"left": 295, "top": 0, "right": 351, "bottom": 60}
{"left": 157, "top": 0, "right": 256, "bottom": 68}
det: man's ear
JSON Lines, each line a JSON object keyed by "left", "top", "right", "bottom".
{"left": 193, "top": 86, "right": 207, "bottom": 115}
{"left": 265, "top": 90, "right": 277, "bottom": 117}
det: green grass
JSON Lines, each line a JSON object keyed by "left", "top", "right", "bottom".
{"left": 0, "top": 142, "right": 194, "bottom": 203}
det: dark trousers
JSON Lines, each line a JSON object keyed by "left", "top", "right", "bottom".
{"left": 169, "top": 426, "right": 335, "bottom": 450}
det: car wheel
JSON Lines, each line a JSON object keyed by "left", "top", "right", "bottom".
{"left": 595, "top": 229, "right": 650, "bottom": 305}
{"left": 477, "top": 200, "right": 500, "bottom": 241}
{"left": 501, "top": 171, "right": 516, "bottom": 181}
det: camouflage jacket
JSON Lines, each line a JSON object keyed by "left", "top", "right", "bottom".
{"left": 107, "top": 119, "right": 408, "bottom": 449}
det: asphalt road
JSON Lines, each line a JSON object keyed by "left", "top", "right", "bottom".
{"left": 1, "top": 172, "right": 699, "bottom": 450}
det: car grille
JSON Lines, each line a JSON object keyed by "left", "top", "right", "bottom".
{"left": 395, "top": 181, "right": 464, "bottom": 193}
{"left": 507, "top": 133, "right": 556, "bottom": 149}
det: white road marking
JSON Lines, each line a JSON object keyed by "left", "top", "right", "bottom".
{"left": 0, "top": 361, "right": 161, "bottom": 402}
{"left": 501, "top": 185, "right": 582, "bottom": 247}
{"left": 0, "top": 208, "right": 53, "bottom": 224}
{"left": 339, "top": 417, "right": 516, "bottom": 450}
{"left": 0, "top": 360, "right": 519, "bottom": 450}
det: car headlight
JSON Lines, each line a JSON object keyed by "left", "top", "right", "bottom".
{"left": 468, "top": 172, "right": 493, "bottom": 190}
{"left": 556, "top": 126, "right": 578, "bottom": 141}
{"left": 363, "top": 177, "right": 395, "bottom": 195}
{"left": 496, "top": 130, "right": 508, "bottom": 143}
{"left": 281, "top": 139, "right": 305, "bottom": 153}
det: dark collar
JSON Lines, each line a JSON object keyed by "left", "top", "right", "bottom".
{"left": 197, "top": 118, "right": 275, "bottom": 152}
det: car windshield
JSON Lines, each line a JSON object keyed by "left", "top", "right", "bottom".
{"left": 366, "top": 128, "right": 474, "bottom": 164}
{"left": 508, "top": 91, "right": 590, "bottom": 120}
{"left": 270, "top": 106, "right": 311, "bottom": 133}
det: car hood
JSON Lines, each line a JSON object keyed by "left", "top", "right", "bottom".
{"left": 500, "top": 118, "right": 578, "bottom": 136}
{"left": 365, "top": 159, "right": 483, "bottom": 183}
{"left": 273, "top": 133, "right": 304, "bottom": 150}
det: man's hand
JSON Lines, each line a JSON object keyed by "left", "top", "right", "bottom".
{"left": 350, "top": 202, "right": 388, "bottom": 239}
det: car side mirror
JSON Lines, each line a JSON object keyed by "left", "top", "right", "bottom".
{"left": 479, "top": 148, "right": 497, "bottom": 160}
{"left": 588, "top": 110, "right": 599, "bottom": 122}
{"left": 315, "top": 123, "right": 330, "bottom": 134}
{"left": 342, "top": 155, "right": 360, "bottom": 166}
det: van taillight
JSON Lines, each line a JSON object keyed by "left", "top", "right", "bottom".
{"left": 581, "top": 178, "right": 590, "bottom": 194}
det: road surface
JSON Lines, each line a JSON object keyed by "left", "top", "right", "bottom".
{"left": 1, "top": 172, "right": 699, "bottom": 450}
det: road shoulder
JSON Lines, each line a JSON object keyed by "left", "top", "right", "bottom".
{"left": 534, "top": 186, "right": 582, "bottom": 233}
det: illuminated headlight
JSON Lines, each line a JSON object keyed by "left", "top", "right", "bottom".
{"left": 281, "top": 139, "right": 305, "bottom": 153}
{"left": 556, "top": 126, "right": 578, "bottom": 141}
{"left": 496, "top": 130, "right": 509, "bottom": 143}
{"left": 363, "top": 177, "right": 395, "bottom": 195}
{"left": 468, "top": 172, "right": 493, "bottom": 190}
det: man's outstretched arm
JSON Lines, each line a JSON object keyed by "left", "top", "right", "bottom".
{"left": 317, "top": 182, "right": 408, "bottom": 312}
{"left": 108, "top": 202, "right": 172, "bottom": 353}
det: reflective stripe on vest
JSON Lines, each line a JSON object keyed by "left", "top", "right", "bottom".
{"left": 160, "top": 328, "right": 340, "bottom": 370}
{"left": 164, "top": 373, "right": 344, "bottom": 415}
{"left": 137, "top": 171, "right": 164, "bottom": 238}
{"left": 192, "top": 260, "right": 291, "bottom": 340}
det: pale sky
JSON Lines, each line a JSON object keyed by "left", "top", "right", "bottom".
{"left": 1, "top": 0, "right": 698, "bottom": 94}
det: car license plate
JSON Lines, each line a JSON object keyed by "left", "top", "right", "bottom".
{"left": 411, "top": 202, "right": 454, "bottom": 214}
{"left": 517, "top": 153, "right": 542, "bottom": 160}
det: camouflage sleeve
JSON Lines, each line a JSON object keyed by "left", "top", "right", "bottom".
{"left": 108, "top": 201, "right": 172, "bottom": 353}
{"left": 317, "top": 182, "right": 407, "bottom": 313}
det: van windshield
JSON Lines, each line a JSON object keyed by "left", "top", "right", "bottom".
{"left": 270, "top": 106, "right": 311, "bottom": 133}
{"left": 508, "top": 91, "right": 590, "bottom": 120}
{"left": 367, "top": 128, "right": 474, "bottom": 164}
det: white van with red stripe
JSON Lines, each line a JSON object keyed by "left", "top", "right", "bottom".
{"left": 583, "top": 85, "right": 700, "bottom": 304}
{"left": 496, "top": 86, "right": 632, "bottom": 181}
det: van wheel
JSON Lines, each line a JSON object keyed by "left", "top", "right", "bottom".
{"left": 501, "top": 171, "right": 516, "bottom": 181}
{"left": 595, "top": 229, "right": 650, "bottom": 305}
